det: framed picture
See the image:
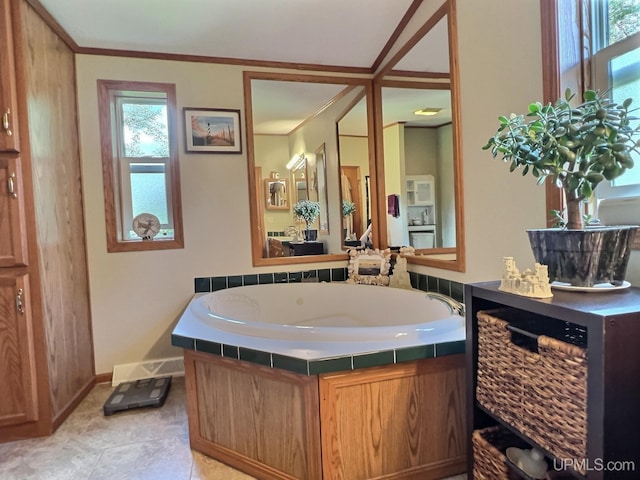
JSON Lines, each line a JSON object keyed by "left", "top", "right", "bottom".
{"left": 183, "top": 108, "right": 242, "bottom": 154}
{"left": 346, "top": 248, "right": 391, "bottom": 286}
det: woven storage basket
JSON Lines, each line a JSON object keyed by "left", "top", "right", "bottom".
{"left": 472, "top": 426, "right": 524, "bottom": 480}
{"left": 476, "top": 309, "right": 588, "bottom": 473}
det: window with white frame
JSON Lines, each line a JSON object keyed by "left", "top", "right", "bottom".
{"left": 98, "top": 80, "right": 184, "bottom": 252}
{"left": 591, "top": 0, "right": 640, "bottom": 199}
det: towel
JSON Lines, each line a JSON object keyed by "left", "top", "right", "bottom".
{"left": 387, "top": 194, "right": 400, "bottom": 217}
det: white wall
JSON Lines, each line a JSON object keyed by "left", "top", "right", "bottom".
{"left": 77, "top": 57, "right": 258, "bottom": 373}
{"left": 76, "top": 0, "right": 638, "bottom": 374}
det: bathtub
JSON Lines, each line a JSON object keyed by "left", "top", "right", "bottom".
{"left": 173, "top": 282, "right": 468, "bottom": 479}
{"left": 174, "top": 282, "right": 465, "bottom": 360}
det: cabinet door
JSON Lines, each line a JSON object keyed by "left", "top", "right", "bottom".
{"left": 0, "top": 0, "right": 19, "bottom": 152}
{"left": 0, "top": 155, "right": 27, "bottom": 266}
{"left": 414, "top": 180, "right": 434, "bottom": 205}
{"left": 0, "top": 273, "right": 37, "bottom": 427}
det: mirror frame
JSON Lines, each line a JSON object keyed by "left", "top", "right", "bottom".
{"left": 264, "top": 178, "right": 290, "bottom": 210}
{"left": 373, "top": 78, "right": 465, "bottom": 272}
{"left": 373, "top": 2, "right": 465, "bottom": 273}
{"left": 244, "top": 71, "right": 377, "bottom": 267}
{"left": 314, "top": 143, "right": 330, "bottom": 234}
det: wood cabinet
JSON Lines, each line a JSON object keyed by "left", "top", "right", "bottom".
{"left": 0, "top": 0, "right": 19, "bottom": 152}
{"left": 0, "top": 272, "right": 36, "bottom": 427}
{"left": 0, "top": 155, "right": 27, "bottom": 266}
{"left": 0, "top": 0, "right": 94, "bottom": 442}
{"left": 406, "top": 175, "right": 434, "bottom": 206}
{"left": 465, "top": 281, "right": 640, "bottom": 480}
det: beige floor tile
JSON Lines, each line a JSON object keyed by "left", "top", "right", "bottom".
{"left": 190, "top": 451, "right": 257, "bottom": 480}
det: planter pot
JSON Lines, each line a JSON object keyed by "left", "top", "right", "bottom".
{"left": 527, "top": 226, "right": 638, "bottom": 287}
{"left": 304, "top": 229, "right": 317, "bottom": 241}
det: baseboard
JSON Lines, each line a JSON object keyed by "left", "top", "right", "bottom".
{"left": 95, "top": 372, "right": 113, "bottom": 384}
{"left": 51, "top": 376, "right": 96, "bottom": 430}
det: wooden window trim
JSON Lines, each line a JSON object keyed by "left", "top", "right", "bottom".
{"left": 97, "top": 79, "right": 184, "bottom": 252}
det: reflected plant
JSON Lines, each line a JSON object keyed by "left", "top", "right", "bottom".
{"left": 342, "top": 200, "right": 356, "bottom": 217}
{"left": 293, "top": 200, "right": 320, "bottom": 232}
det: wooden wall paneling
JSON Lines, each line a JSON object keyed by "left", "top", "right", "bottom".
{"left": 319, "top": 355, "right": 466, "bottom": 480}
{"left": 185, "top": 350, "right": 322, "bottom": 480}
{"left": 19, "top": 0, "right": 94, "bottom": 421}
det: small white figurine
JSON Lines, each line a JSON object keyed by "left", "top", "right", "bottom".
{"left": 389, "top": 256, "right": 413, "bottom": 290}
{"left": 499, "top": 256, "right": 553, "bottom": 298}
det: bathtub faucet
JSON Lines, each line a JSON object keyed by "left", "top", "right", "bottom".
{"left": 425, "top": 292, "right": 465, "bottom": 317}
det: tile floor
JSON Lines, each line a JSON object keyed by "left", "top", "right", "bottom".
{"left": 0, "top": 377, "right": 468, "bottom": 480}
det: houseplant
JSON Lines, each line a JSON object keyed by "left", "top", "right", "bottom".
{"left": 293, "top": 200, "right": 320, "bottom": 241}
{"left": 342, "top": 200, "right": 356, "bottom": 240}
{"left": 483, "top": 88, "right": 640, "bottom": 287}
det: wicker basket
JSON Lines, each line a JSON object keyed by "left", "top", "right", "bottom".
{"left": 476, "top": 309, "right": 588, "bottom": 473}
{"left": 472, "top": 426, "right": 525, "bottom": 480}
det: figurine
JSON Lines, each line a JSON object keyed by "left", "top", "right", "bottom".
{"left": 499, "top": 257, "right": 553, "bottom": 298}
{"left": 389, "top": 256, "right": 413, "bottom": 290}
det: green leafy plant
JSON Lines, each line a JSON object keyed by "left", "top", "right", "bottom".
{"left": 342, "top": 200, "right": 356, "bottom": 217}
{"left": 293, "top": 200, "right": 320, "bottom": 228}
{"left": 483, "top": 88, "right": 640, "bottom": 229}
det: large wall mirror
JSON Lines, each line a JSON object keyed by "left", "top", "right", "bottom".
{"left": 244, "top": 0, "right": 464, "bottom": 271}
{"left": 375, "top": 4, "right": 465, "bottom": 272}
{"left": 244, "top": 71, "right": 375, "bottom": 266}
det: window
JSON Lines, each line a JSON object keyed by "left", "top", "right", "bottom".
{"left": 591, "top": 0, "right": 640, "bottom": 199}
{"left": 98, "top": 80, "right": 183, "bottom": 252}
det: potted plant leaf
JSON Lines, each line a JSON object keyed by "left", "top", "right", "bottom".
{"left": 293, "top": 200, "right": 320, "bottom": 241}
{"left": 483, "top": 88, "right": 640, "bottom": 287}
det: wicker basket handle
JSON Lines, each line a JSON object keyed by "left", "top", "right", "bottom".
{"left": 507, "top": 324, "right": 540, "bottom": 353}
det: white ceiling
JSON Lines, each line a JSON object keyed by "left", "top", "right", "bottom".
{"left": 38, "top": 0, "right": 451, "bottom": 135}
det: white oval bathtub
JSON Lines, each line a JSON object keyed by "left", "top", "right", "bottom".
{"left": 189, "top": 282, "right": 463, "bottom": 342}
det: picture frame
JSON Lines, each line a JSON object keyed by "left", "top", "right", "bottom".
{"left": 346, "top": 248, "right": 391, "bottom": 286}
{"left": 264, "top": 178, "right": 290, "bottom": 210}
{"left": 183, "top": 107, "right": 242, "bottom": 153}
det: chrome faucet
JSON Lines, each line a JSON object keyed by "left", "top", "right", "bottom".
{"left": 426, "top": 292, "right": 465, "bottom": 316}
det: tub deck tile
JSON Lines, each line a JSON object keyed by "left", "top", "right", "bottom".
{"left": 395, "top": 344, "right": 435, "bottom": 363}
{"left": 435, "top": 340, "right": 465, "bottom": 357}
{"left": 272, "top": 354, "right": 309, "bottom": 375}
{"left": 353, "top": 350, "right": 395, "bottom": 370}
{"left": 308, "top": 357, "right": 352, "bottom": 375}
{"left": 239, "top": 347, "right": 272, "bottom": 367}
{"left": 196, "top": 339, "right": 222, "bottom": 356}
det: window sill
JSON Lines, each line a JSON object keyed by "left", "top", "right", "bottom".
{"left": 107, "top": 237, "right": 184, "bottom": 253}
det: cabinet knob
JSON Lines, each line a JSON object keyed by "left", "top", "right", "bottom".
{"left": 2, "top": 109, "right": 12, "bottom": 136}
{"left": 7, "top": 172, "right": 17, "bottom": 198}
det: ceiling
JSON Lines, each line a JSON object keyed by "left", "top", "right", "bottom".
{"left": 37, "top": 0, "right": 451, "bottom": 135}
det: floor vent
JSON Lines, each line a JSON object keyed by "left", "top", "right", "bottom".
{"left": 111, "top": 357, "right": 184, "bottom": 386}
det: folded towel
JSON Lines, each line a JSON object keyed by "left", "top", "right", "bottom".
{"left": 387, "top": 194, "right": 400, "bottom": 217}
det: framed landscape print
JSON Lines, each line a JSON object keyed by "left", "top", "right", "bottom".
{"left": 184, "top": 107, "right": 242, "bottom": 153}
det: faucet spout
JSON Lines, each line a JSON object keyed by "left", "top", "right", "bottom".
{"left": 426, "top": 292, "right": 465, "bottom": 317}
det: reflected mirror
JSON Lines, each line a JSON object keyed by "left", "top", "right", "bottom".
{"left": 244, "top": 0, "right": 464, "bottom": 271}
{"left": 377, "top": 6, "right": 465, "bottom": 271}
{"left": 244, "top": 71, "right": 374, "bottom": 266}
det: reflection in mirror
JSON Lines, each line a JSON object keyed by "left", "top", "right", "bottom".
{"left": 244, "top": 71, "right": 374, "bottom": 266}
{"left": 337, "top": 95, "right": 371, "bottom": 248}
{"left": 314, "top": 144, "right": 330, "bottom": 234}
{"left": 380, "top": 84, "right": 455, "bottom": 250}
{"left": 376, "top": 4, "right": 465, "bottom": 272}
{"left": 264, "top": 177, "right": 290, "bottom": 210}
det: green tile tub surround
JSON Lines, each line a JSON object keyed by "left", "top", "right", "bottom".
{"left": 180, "top": 270, "right": 466, "bottom": 375}
{"left": 172, "top": 334, "right": 464, "bottom": 376}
